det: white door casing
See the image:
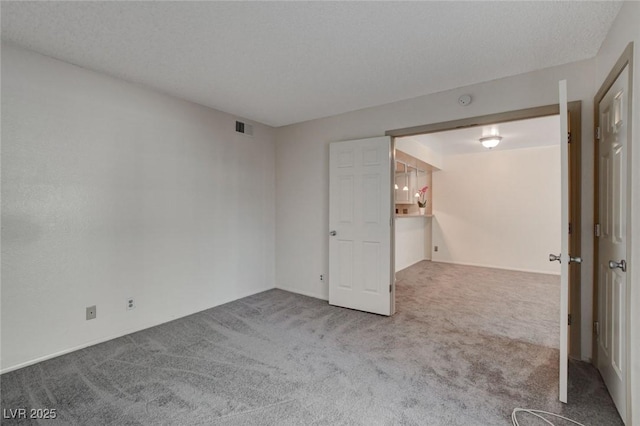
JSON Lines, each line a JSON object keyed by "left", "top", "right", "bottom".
{"left": 597, "top": 65, "right": 628, "bottom": 422}
{"left": 329, "top": 137, "right": 393, "bottom": 316}
{"left": 558, "top": 80, "right": 570, "bottom": 404}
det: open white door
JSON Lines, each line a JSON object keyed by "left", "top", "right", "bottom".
{"left": 329, "top": 137, "right": 393, "bottom": 316}
{"left": 551, "top": 80, "right": 570, "bottom": 403}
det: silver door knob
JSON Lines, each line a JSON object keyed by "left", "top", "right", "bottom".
{"left": 608, "top": 259, "right": 626, "bottom": 272}
{"left": 329, "top": 230, "right": 337, "bottom": 236}
{"left": 549, "top": 253, "right": 561, "bottom": 263}
{"left": 569, "top": 256, "right": 582, "bottom": 264}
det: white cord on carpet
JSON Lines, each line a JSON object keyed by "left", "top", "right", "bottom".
{"left": 511, "top": 408, "right": 587, "bottom": 426}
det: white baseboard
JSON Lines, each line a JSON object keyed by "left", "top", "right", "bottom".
{"left": 0, "top": 286, "right": 274, "bottom": 375}
{"left": 431, "top": 259, "right": 561, "bottom": 276}
{"left": 395, "top": 257, "right": 429, "bottom": 273}
{"left": 276, "top": 285, "right": 328, "bottom": 301}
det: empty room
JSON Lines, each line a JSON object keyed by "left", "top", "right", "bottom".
{"left": 2, "top": 2, "right": 639, "bottom": 425}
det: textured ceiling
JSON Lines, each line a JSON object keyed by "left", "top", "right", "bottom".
{"left": 404, "top": 115, "right": 560, "bottom": 156}
{"left": 1, "top": 1, "right": 622, "bottom": 127}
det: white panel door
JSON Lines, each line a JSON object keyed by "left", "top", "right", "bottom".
{"left": 597, "top": 65, "right": 628, "bottom": 421}
{"left": 329, "top": 137, "right": 392, "bottom": 316}
{"left": 557, "top": 80, "right": 570, "bottom": 404}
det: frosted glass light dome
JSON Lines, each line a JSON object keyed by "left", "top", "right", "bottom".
{"left": 479, "top": 135, "right": 502, "bottom": 149}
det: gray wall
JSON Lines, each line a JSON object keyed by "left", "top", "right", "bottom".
{"left": 1, "top": 43, "right": 276, "bottom": 372}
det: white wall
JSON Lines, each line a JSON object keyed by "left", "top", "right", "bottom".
{"left": 395, "top": 217, "right": 431, "bottom": 272}
{"left": 431, "top": 146, "right": 561, "bottom": 274}
{"left": 276, "top": 58, "right": 596, "bottom": 358}
{"left": 0, "top": 43, "right": 276, "bottom": 372}
{"left": 395, "top": 138, "right": 443, "bottom": 170}
{"left": 594, "top": 1, "right": 640, "bottom": 421}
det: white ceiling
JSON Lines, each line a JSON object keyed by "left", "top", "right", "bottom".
{"left": 1, "top": 1, "right": 622, "bottom": 127}
{"left": 402, "top": 115, "right": 561, "bottom": 156}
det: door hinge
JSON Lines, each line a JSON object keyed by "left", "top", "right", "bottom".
{"left": 594, "top": 321, "right": 600, "bottom": 336}
{"left": 596, "top": 126, "right": 601, "bottom": 140}
{"left": 568, "top": 314, "right": 572, "bottom": 326}
{"left": 595, "top": 223, "right": 601, "bottom": 237}
{"left": 568, "top": 222, "right": 572, "bottom": 235}
{"left": 389, "top": 284, "right": 392, "bottom": 293}
{"left": 568, "top": 132, "right": 572, "bottom": 144}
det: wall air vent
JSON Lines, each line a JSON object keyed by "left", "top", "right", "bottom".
{"left": 235, "top": 120, "right": 253, "bottom": 136}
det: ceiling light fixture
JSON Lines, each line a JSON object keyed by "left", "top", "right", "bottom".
{"left": 479, "top": 135, "right": 502, "bottom": 149}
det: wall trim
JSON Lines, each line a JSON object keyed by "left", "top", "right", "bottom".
{"left": 276, "top": 285, "right": 329, "bottom": 301}
{"left": 396, "top": 257, "right": 431, "bottom": 273}
{"left": 431, "top": 260, "right": 561, "bottom": 276}
{"left": 386, "top": 104, "right": 560, "bottom": 138}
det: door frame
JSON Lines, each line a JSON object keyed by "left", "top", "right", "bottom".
{"left": 386, "top": 101, "right": 583, "bottom": 359}
{"left": 592, "top": 42, "right": 634, "bottom": 422}
{"left": 390, "top": 137, "right": 397, "bottom": 315}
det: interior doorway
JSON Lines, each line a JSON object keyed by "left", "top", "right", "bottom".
{"left": 386, "top": 102, "right": 583, "bottom": 360}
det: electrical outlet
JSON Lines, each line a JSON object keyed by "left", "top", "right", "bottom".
{"left": 127, "top": 298, "right": 135, "bottom": 310}
{"left": 434, "top": 246, "right": 439, "bottom": 252}
{"left": 86, "top": 305, "right": 96, "bottom": 320}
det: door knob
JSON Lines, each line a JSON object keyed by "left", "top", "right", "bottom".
{"left": 569, "top": 256, "right": 582, "bottom": 264}
{"left": 608, "top": 259, "right": 626, "bottom": 272}
{"left": 329, "top": 230, "right": 337, "bottom": 236}
{"left": 549, "top": 253, "right": 561, "bottom": 263}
